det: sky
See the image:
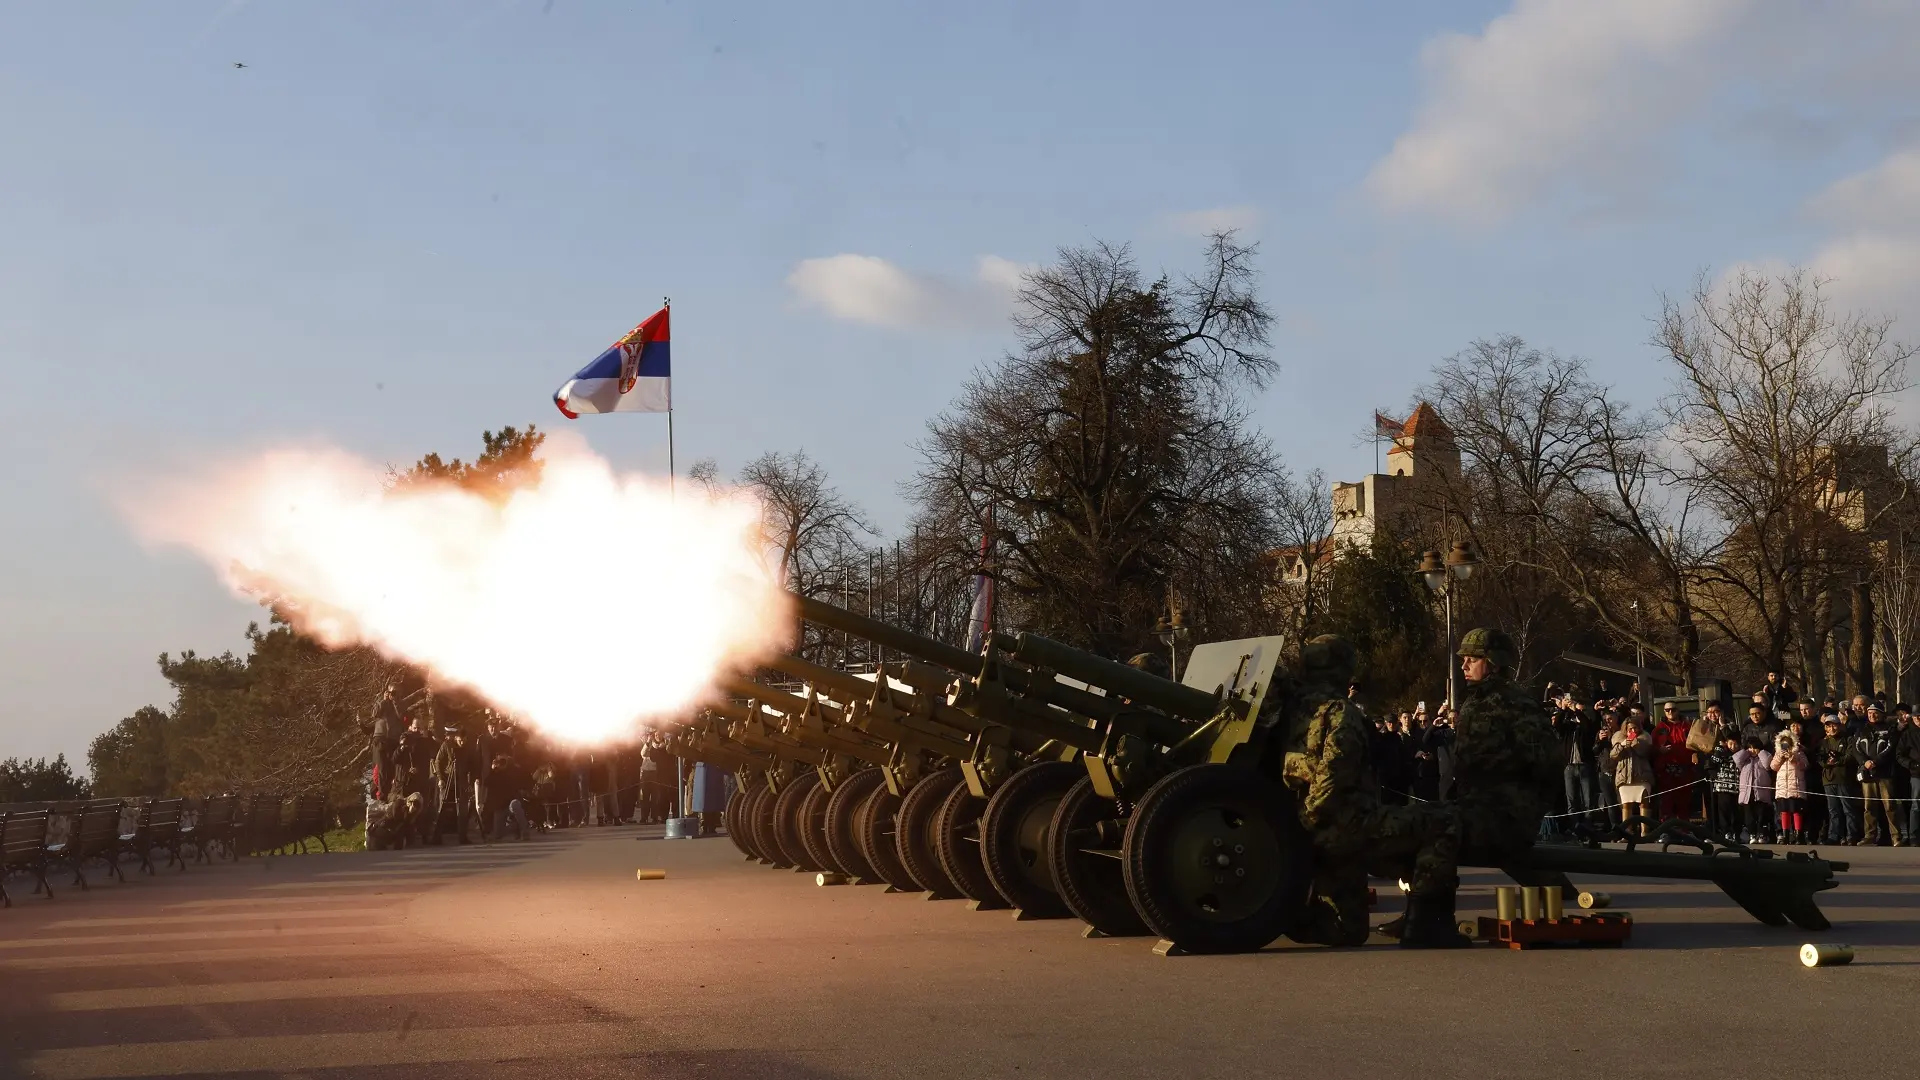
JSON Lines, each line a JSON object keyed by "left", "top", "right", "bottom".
{"left": 5, "top": 0, "right": 1920, "bottom": 769}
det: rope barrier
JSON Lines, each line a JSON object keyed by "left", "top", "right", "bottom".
{"left": 1543, "top": 777, "right": 1711, "bottom": 819}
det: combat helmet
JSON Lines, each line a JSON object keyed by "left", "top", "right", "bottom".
{"left": 1127, "top": 652, "right": 1171, "bottom": 679}
{"left": 1299, "top": 634, "right": 1357, "bottom": 684}
{"left": 1457, "top": 627, "right": 1516, "bottom": 670}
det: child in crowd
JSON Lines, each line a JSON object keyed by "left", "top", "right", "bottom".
{"left": 1733, "top": 736, "right": 1776, "bottom": 844}
{"left": 1771, "top": 729, "right": 1811, "bottom": 844}
{"left": 1708, "top": 734, "right": 1742, "bottom": 841}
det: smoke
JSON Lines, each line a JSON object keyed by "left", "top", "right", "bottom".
{"left": 118, "top": 432, "right": 792, "bottom": 746}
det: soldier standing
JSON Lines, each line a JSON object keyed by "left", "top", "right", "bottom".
{"left": 1450, "top": 628, "right": 1560, "bottom": 869}
{"left": 393, "top": 714, "right": 439, "bottom": 847}
{"left": 368, "top": 685, "right": 403, "bottom": 800}
{"left": 432, "top": 728, "right": 478, "bottom": 845}
{"left": 1283, "top": 635, "right": 1463, "bottom": 948}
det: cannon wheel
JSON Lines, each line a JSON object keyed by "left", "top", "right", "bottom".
{"left": 797, "top": 782, "right": 840, "bottom": 874}
{"left": 896, "top": 767, "right": 965, "bottom": 898}
{"left": 750, "top": 784, "right": 795, "bottom": 869}
{"left": 1122, "top": 764, "right": 1312, "bottom": 954}
{"left": 933, "top": 782, "right": 1009, "bottom": 909}
{"left": 772, "top": 771, "right": 824, "bottom": 872}
{"left": 724, "top": 787, "right": 758, "bottom": 860}
{"left": 738, "top": 785, "right": 773, "bottom": 862}
{"left": 824, "top": 768, "right": 887, "bottom": 883}
{"left": 1048, "top": 776, "right": 1149, "bottom": 937}
{"left": 981, "top": 762, "right": 1079, "bottom": 919}
{"left": 855, "top": 786, "right": 919, "bottom": 891}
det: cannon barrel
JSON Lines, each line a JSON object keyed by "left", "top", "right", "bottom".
{"left": 796, "top": 594, "right": 981, "bottom": 672}
{"left": 794, "top": 595, "right": 1120, "bottom": 721}
{"left": 765, "top": 653, "right": 1100, "bottom": 751}
{"left": 716, "top": 673, "right": 909, "bottom": 764}
{"left": 1009, "top": 632, "right": 1219, "bottom": 722}
{"left": 764, "top": 655, "right": 982, "bottom": 735}
{"left": 717, "top": 673, "right": 847, "bottom": 726}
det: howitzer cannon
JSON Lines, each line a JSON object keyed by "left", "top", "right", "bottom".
{"left": 682, "top": 598, "right": 1851, "bottom": 953}
{"left": 767, "top": 597, "right": 1306, "bottom": 947}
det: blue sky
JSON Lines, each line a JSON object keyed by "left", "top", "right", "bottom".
{"left": 5, "top": 0, "right": 1920, "bottom": 767}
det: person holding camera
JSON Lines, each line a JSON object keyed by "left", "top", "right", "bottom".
{"left": 1850, "top": 704, "right": 1904, "bottom": 846}
{"left": 1815, "top": 715, "right": 1859, "bottom": 845}
{"left": 1733, "top": 736, "right": 1775, "bottom": 844}
{"left": 1551, "top": 693, "right": 1600, "bottom": 826}
{"left": 1897, "top": 707, "right": 1920, "bottom": 845}
{"left": 1610, "top": 717, "right": 1655, "bottom": 837}
{"left": 1706, "top": 732, "right": 1742, "bottom": 841}
{"left": 1771, "top": 728, "right": 1811, "bottom": 844}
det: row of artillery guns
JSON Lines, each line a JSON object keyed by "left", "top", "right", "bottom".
{"left": 652, "top": 597, "right": 1849, "bottom": 954}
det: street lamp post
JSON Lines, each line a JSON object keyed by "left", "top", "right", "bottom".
{"left": 1154, "top": 607, "right": 1191, "bottom": 682}
{"left": 1419, "top": 540, "right": 1481, "bottom": 711}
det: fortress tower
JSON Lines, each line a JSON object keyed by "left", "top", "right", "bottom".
{"left": 1330, "top": 402, "right": 1458, "bottom": 550}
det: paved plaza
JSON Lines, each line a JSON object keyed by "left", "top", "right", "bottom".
{"left": 2, "top": 829, "right": 1916, "bottom": 1079}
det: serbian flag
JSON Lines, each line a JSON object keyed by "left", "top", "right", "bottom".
{"left": 554, "top": 306, "right": 671, "bottom": 418}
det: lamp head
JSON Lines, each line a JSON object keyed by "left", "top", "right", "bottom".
{"left": 1445, "top": 539, "right": 1479, "bottom": 581}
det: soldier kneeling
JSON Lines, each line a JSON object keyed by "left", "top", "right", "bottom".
{"left": 1284, "top": 635, "right": 1469, "bottom": 948}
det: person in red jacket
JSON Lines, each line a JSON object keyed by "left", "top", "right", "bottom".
{"left": 1652, "top": 701, "right": 1699, "bottom": 823}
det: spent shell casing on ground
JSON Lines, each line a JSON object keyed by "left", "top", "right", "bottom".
{"left": 1799, "top": 943, "right": 1854, "bottom": 968}
{"left": 816, "top": 872, "right": 848, "bottom": 887}
{"left": 1578, "top": 890, "right": 1612, "bottom": 909}
{"left": 635, "top": 868, "right": 667, "bottom": 881}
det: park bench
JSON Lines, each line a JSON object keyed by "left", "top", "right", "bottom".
{"left": 108, "top": 800, "right": 153, "bottom": 877}
{"left": 234, "top": 793, "right": 286, "bottom": 858}
{"left": 141, "top": 798, "right": 187, "bottom": 872}
{"left": 45, "top": 800, "right": 126, "bottom": 889}
{"left": 283, "top": 793, "right": 331, "bottom": 854}
{"left": 188, "top": 794, "right": 238, "bottom": 862}
{"left": 1, "top": 808, "right": 54, "bottom": 907}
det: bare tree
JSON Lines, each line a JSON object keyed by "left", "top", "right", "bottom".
{"left": 1658, "top": 268, "right": 1914, "bottom": 694}
{"left": 1271, "top": 467, "right": 1335, "bottom": 646}
{"left": 735, "top": 450, "right": 874, "bottom": 601}
{"left": 1417, "top": 338, "right": 1721, "bottom": 687}
{"left": 911, "top": 233, "right": 1283, "bottom": 657}
{"left": 1416, "top": 338, "right": 1613, "bottom": 683}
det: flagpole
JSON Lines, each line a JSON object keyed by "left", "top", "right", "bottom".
{"left": 662, "top": 296, "right": 685, "bottom": 832}
{"left": 664, "top": 297, "right": 675, "bottom": 501}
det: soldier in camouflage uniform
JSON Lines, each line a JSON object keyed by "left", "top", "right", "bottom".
{"left": 1284, "top": 635, "right": 1462, "bottom": 947}
{"left": 1450, "top": 626, "right": 1561, "bottom": 881}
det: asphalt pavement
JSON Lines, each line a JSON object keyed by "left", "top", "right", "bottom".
{"left": 2, "top": 826, "right": 1915, "bottom": 1080}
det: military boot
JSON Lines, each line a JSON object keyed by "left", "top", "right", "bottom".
{"left": 1399, "top": 891, "right": 1472, "bottom": 949}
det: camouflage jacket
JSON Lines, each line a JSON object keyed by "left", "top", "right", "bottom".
{"left": 1285, "top": 696, "right": 1378, "bottom": 838}
{"left": 1451, "top": 675, "right": 1559, "bottom": 807}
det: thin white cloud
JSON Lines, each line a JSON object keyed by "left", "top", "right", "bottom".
{"left": 1809, "top": 233, "right": 1920, "bottom": 317}
{"left": 1804, "top": 153, "right": 1920, "bottom": 319}
{"left": 1366, "top": 0, "right": 1745, "bottom": 224}
{"left": 1166, "top": 205, "right": 1263, "bottom": 237}
{"left": 1808, "top": 149, "right": 1920, "bottom": 233}
{"left": 786, "top": 254, "right": 1027, "bottom": 331}
{"left": 1717, "top": 147, "right": 1920, "bottom": 329}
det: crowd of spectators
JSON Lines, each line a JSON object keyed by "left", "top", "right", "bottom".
{"left": 361, "top": 686, "right": 680, "bottom": 849}
{"left": 1366, "top": 699, "right": 1460, "bottom": 807}
{"left": 1539, "top": 673, "right": 1920, "bottom": 846}
{"left": 1357, "top": 672, "right": 1920, "bottom": 848}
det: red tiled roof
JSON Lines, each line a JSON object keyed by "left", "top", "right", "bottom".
{"left": 1399, "top": 401, "right": 1453, "bottom": 439}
